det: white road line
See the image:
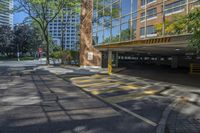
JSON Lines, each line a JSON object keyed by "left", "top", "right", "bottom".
{"left": 95, "top": 95, "right": 157, "bottom": 127}
{"left": 113, "top": 103, "right": 157, "bottom": 127}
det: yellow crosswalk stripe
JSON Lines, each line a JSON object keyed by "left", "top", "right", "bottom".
{"left": 75, "top": 78, "right": 115, "bottom": 84}
{"left": 74, "top": 79, "right": 101, "bottom": 83}
{"left": 87, "top": 85, "right": 140, "bottom": 95}
{"left": 71, "top": 75, "right": 110, "bottom": 82}
{"left": 144, "top": 89, "right": 158, "bottom": 94}
{"left": 76, "top": 81, "right": 122, "bottom": 88}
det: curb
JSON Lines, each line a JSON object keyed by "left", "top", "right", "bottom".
{"left": 156, "top": 98, "right": 183, "bottom": 133}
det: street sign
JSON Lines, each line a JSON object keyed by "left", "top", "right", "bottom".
{"left": 38, "top": 48, "right": 43, "bottom": 53}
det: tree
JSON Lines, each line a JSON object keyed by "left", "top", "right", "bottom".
{"left": 187, "top": 8, "right": 200, "bottom": 53}
{"left": 58, "top": 4, "right": 80, "bottom": 64}
{"left": 13, "top": 24, "right": 31, "bottom": 56}
{"left": 28, "top": 21, "right": 44, "bottom": 56}
{"left": 155, "top": 15, "right": 187, "bottom": 35}
{"left": 156, "top": 7, "right": 200, "bottom": 53}
{"left": 13, "top": 24, "right": 43, "bottom": 56}
{"left": 16, "top": 0, "right": 79, "bottom": 65}
{"left": 0, "top": 26, "right": 14, "bottom": 56}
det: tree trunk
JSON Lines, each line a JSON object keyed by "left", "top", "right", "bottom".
{"left": 80, "top": 0, "right": 102, "bottom": 67}
{"left": 43, "top": 29, "right": 50, "bottom": 65}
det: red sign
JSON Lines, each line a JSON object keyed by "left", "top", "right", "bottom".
{"left": 38, "top": 48, "right": 43, "bottom": 53}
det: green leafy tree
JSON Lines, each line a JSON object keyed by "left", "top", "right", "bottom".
{"left": 13, "top": 24, "right": 43, "bottom": 57}
{"left": 13, "top": 24, "right": 32, "bottom": 56}
{"left": 155, "top": 15, "right": 187, "bottom": 35}
{"left": 58, "top": 4, "right": 80, "bottom": 64}
{"left": 156, "top": 7, "right": 200, "bottom": 53}
{"left": 187, "top": 8, "right": 200, "bottom": 53}
{"left": 0, "top": 26, "right": 14, "bottom": 56}
{"left": 16, "top": 0, "right": 79, "bottom": 65}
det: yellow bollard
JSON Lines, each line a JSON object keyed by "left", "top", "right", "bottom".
{"left": 108, "top": 51, "right": 112, "bottom": 75}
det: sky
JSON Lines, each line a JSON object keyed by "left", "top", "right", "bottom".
{"left": 14, "top": 11, "right": 27, "bottom": 24}
{"left": 13, "top": 1, "right": 27, "bottom": 24}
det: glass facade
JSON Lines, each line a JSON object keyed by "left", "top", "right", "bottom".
{"left": 93, "top": 0, "right": 138, "bottom": 45}
{"left": 48, "top": 8, "right": 79, "bottom": 50}
{"left": 165, "top": 0, "right": 186, "bottom": 16}
{"left": 93, "top": 0, "right": 200, "bottom": 45}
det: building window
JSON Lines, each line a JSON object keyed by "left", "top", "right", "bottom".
{"left": 165, "top": 0, "right": 186, "bottom": 16}
{"left": 141, "top": 8, "right": 157, "bottom": 21}
{"left": 140, "top": 25, "right": 157, "bottom": 38}
{"left": 191, "top": 0, "right": 200, "bottom": 9}
{"left": 141, "top": 0, "right": 156, "bottom": 6}
{"left": 121, "top": 22, "right": 130, "bottom": 41}
{"left": 122, "top": 0, "right": 131, "bottom": 16}
{"left": 103, "top": 28, "right": 111, "bottom": 43}
{"left": 112, "top": 25, "right": 120, "bottom": 42}
{"left": 97, "top": 31, "right": 104, "bottom": 44}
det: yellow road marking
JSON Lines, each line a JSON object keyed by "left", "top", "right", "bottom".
{"left": 77, "top": 82, "right": 122, "bottom": 88}
{"left": 74, "top": 79, "right": 101, "bottom": 83}
{"left": 74, "top": 78, "right": 115, "bottom": 84}
{"left": 87, "top": 85, "right": 140, "bottom": 95}
{"left": 144, "top": 89, "right": 158, "bottom": 94}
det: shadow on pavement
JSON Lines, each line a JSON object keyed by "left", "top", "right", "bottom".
{"left": 0, "top": 66, "right": 156, "bottom": 133}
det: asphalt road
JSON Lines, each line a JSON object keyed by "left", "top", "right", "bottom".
{"left": 0, "top": 61, "right": 200, "bottom": 133}
{"left": 0, "top": 61, "right": 156, "bottom": 133}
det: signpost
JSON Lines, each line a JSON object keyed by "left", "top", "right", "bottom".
{"left": 38, "top": 48, "right": 43, "bottom": 61}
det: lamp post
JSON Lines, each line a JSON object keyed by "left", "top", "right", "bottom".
{"left": 14, "top": 23, "right": 20, "bottom": 61}
{"left": 17, "top": 43, "right": 20, "bottom": 61}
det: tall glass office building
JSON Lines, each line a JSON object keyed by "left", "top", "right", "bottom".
{"left": 92, "top": 0, "right": 200, "bottom": 45}
{"left": 48, "top": 9, "right": 79, "bottom": 50}
{"left": 0, "top": 0, "right": 13, "bottom": 26}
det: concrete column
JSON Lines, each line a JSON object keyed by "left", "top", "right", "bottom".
{"left": 115, "top": 52, "right": 119, "bottom": 68}
{"left": 108, "top": 50, "right": 112, "bottom": 75}
{"left": 171, "top": 56, "right": 178, "bottom": 69}
{"left": 102, "top": 52, "right": 108, "bottom": 68}
{"left": 80, "top": 0, "right": 102, "bottom": 68}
